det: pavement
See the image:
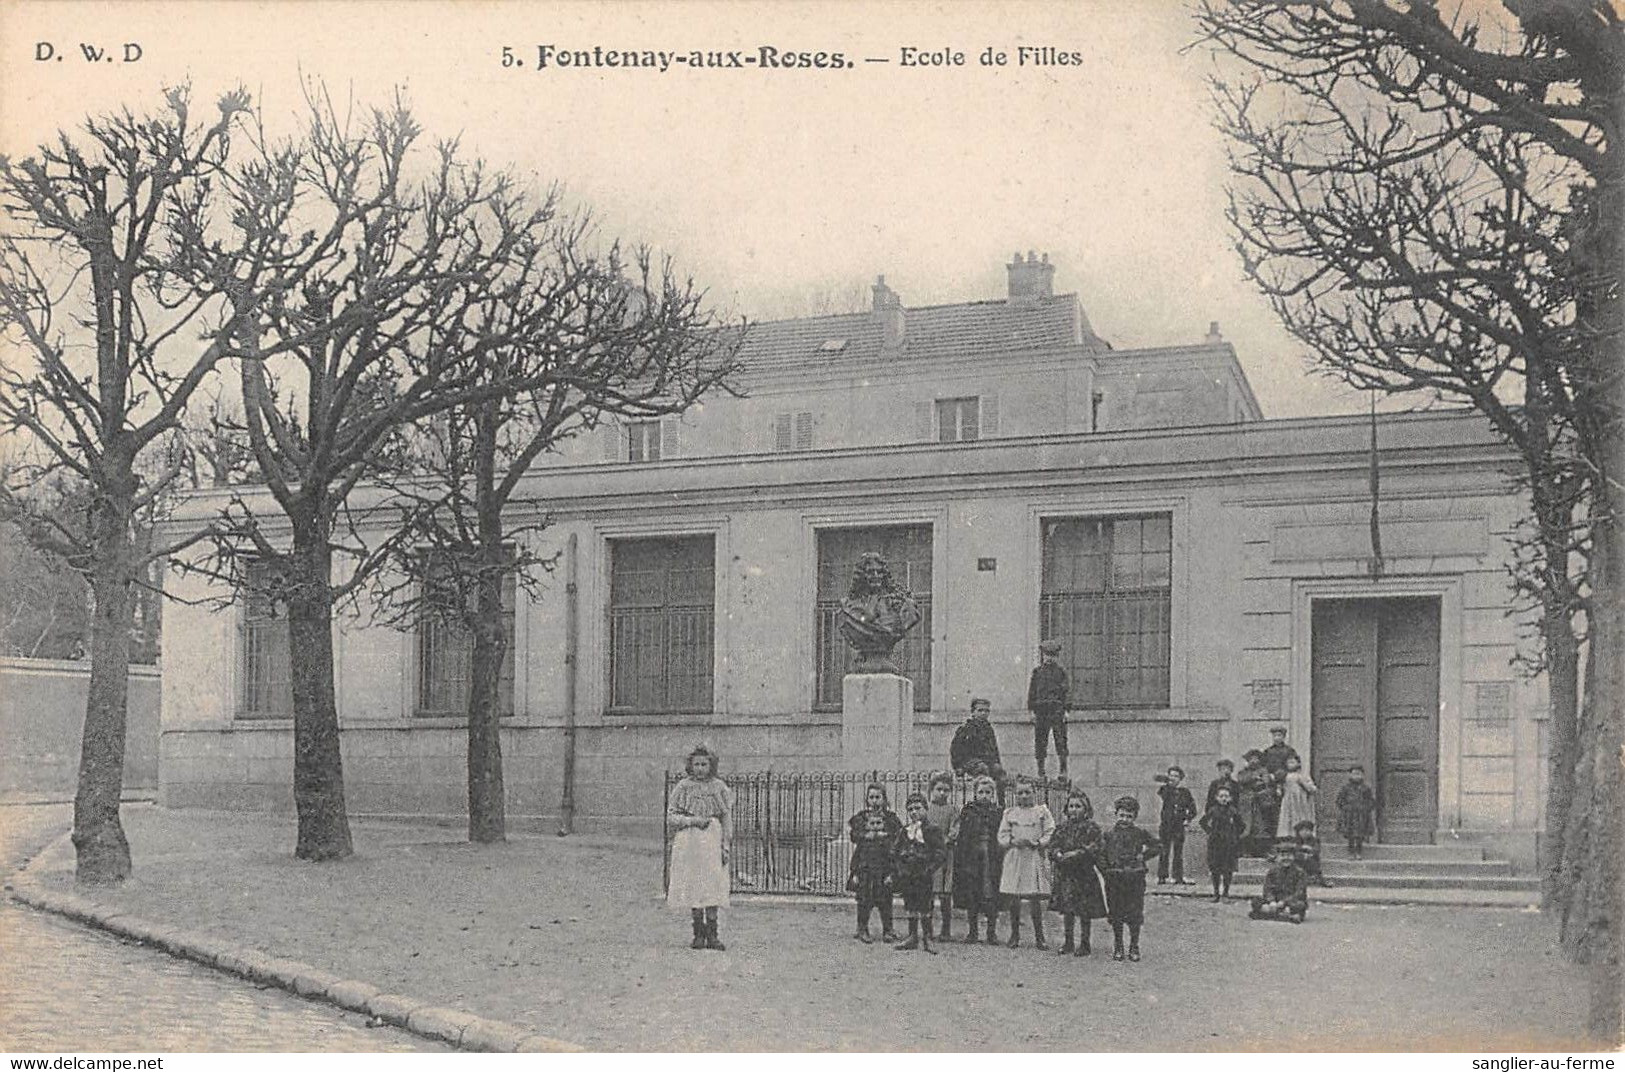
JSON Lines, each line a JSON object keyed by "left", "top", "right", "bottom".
{"left": 0, "top": 804, "right": 443, "bottom": 1053}
{"left": 3, "top": 803, "right": 1603, "bottom": 1052}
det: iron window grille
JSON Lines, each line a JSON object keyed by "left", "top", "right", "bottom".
{"left": 238, "top": 558, "right": 293, "bottom": 719}
{"left": 609, "top": 535, "right": 716, "bottom": 713}
{"left": 1039, "top": 514, "right": 1172, "bottom": 707}
{"left": 415, "top": 556, "right": 517, "bottom": 718}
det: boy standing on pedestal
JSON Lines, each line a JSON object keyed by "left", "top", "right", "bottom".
{"left": 1028, "top": 639, "right": 1070, "bottom": 780}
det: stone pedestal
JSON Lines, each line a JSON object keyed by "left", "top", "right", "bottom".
{"left": 841, "top": 672, "right": 914, "bottom": 772}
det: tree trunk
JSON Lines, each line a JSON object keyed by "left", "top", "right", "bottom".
{"left": 1559, "top": 499, "right": 1623, "bottom": 1042}
{"left": 286, "top": 513, "right": 353, "bottom": 861}
{"left": 1538, "top": 599, "right": 1580, "bottom": 908}
{"left": 72, "top": 489, "right": 135, "bottom": 883}
{"left": 466, "top": 543, "right": 507, "bottom": 844}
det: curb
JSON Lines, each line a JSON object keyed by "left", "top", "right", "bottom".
{"left": 6, "top": 837, "right": 579, "bottom": 1054}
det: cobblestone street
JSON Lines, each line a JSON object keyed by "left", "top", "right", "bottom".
{"left": 0, "top": 805, "right": 443, "bottom": 1053}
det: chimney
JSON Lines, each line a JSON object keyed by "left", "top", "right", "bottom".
{"left": 872, "top": 274, "right": 905, "bottom": 350}
{"left": 1007, "top": 250, "right": 1055, "bottom": 302}
{"left": 1205, "top": 320, "right": 1223, "bottom": 344}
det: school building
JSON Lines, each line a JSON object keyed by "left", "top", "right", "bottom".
{"left": 157, "top": 253, "right": 1549, "bottom": 869}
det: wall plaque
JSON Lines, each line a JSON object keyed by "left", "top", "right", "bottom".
{"left": 1474, "top": 681, "right": 1513, "bottom": 722}
{"left": 1249, "top": 678, "right": 1284, "bottom": 720}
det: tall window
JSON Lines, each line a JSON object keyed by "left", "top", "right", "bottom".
{"left": 239, "top": 559, "right": 292, "bottom": 719}
{"left": 1040, "top": 515, "right": 1171, "bottom": 707}
{"left": 628, "top": 420, "right": 662, "bottom": 462}
{"left": 609, "top": 536, "right": 715, "bottom": 712}
{"left": 814, "top": 525, "right": 932, "bottom": 711}
{"left": 936, "top": 397, "right": 980, "bottom": 442}
{"left": 416, "top": 562, "right": 517, "bottom": 717}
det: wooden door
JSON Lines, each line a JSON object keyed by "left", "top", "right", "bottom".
{"left": 1311, "top": 601, "right": 1377, "bottom": 836}
{"left": 1374, "top": 598, "right": 1440, "bottom": 842}
{"left": 1311, "top": 597, "right": 1440, "bottom": 843}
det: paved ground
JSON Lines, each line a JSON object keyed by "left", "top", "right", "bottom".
{"left": 11, "top": 804, "right": 1598, "bottom": 1052}
{"left": 0, "top": 804, "right": 443, "bottom": 1053}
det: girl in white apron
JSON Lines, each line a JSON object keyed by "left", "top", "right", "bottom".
{"left": 666, "top": 744, "right": 734, "bottom": 949}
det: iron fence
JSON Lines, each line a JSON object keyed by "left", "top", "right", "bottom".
{"left": 662, "top": 769, "right": 1080, "bottom": 896}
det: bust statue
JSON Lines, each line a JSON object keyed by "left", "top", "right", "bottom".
{"left": 837, "top": 551, "right": 923, "bottom": 675}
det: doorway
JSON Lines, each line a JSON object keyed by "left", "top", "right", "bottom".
{"left": 1310, "top": 597, "right": 1441, "bottom": 844}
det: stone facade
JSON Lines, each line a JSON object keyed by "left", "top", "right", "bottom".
{"left": 156, "top": 259, "right": 1546, "bottom": 867}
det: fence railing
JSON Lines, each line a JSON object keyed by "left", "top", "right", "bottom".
{"left": 662, "top": 769, "right": 1081, "bottom": 896}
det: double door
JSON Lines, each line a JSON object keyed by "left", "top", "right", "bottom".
{"left": 1310, "top": 597, "right": 1440, "bottom": 843}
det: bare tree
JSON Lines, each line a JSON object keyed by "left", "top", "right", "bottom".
{"left": 1198, "top": 0, "right": 1622, "bottom": 1037}
{"left": 192, "top": 91, "right": 573, "bottom": 861}
{"left": 374, "top": 224, "right": 740, "bottom": 843}
{"left": 0, "top": 87, "right": 253, "bottom": 882}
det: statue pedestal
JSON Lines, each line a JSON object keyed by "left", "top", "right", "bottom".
{"left": 841, "top": 672, "right": 914, "bottom": 772}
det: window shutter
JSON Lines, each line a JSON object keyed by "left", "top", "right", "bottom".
{"left": 794, "top": 411, "right": 814, "bottom": 450}
{"left": 661, "top": 418, "right": 680, "bottom": 459}
{"left": 914, "top": 400, "right": 933, "bottom": 442}
{"left": 981, "top": 394, "right": 999, "bottom": 437}
{"left": 774, "top": 412, "right": 793, "bottom": 452}
{"left": 601, "top": 423, "right": 623, "bottom": 461}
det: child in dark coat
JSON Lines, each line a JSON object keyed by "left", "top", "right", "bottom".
{"left": 1335, "top": 764, "right": 1378, "bottom": 858}
{"left": 952, "top": 774, "right": 1005, "bottom": 944}
{"left": 848, "top": 811, "right": 894, "bottom": 943}
{"left": 1250, "top": 844, "right": 1309, "bottom": 923}
{"left": 892, "top": 792, "right": 946, "bottom": 954}
{"left": 1047, "top": 790, "right": 1108, "bottom": 956}
{"left": 1236, "top": 750, "right": 1272, "bottom": 857}
{"left": 846, "top": 783, "right": 903, "bottom": 941}
{"left": 1154, "top": 765, "right": 1199, "bottom": 885}
{"left": 1099, "top": 794, "right": 1160, "bottom": 962}
{"left": 1199, "top": 783, "right": 1246, "bottom": 902}
{"left": 1027, "top": 640, "right": 1070, "bottom": 780}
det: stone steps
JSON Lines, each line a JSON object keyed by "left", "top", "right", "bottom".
{"left": 1231, "top": 858, "right": 1514, "bottom": 878}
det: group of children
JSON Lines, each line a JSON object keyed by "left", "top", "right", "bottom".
{"left": 665, "top": 707, "right": 1384, "bottom": 952}
{"left": 845, "top": 772, "right": 1160, "bottom": 961}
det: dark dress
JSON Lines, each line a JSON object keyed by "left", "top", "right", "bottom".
{"left": 892, "top": 820, "right": 946, "bottom": 914}
{"left": 951, "top": 799, "right": 1004, "bottom": 913}
{"left": 949, "top": 718, "right": 1002, "bottom": 774}
{"left": 849, "top": 833, "right": 893, "bottom": 909}
{"left": 1047, "top": 816, "right": 1108, "bottom": 919}
{"left": 1199, "top": 801, "right": 1246, "bottom": 876}
{"left": 1336, "top": 781, "right": 1377, "bottom": 838}
{"left": 1098, "top": 822, "right": 1160, "bottom": 925}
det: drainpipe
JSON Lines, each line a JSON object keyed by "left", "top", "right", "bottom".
{"left": 557, "top": 532, "right": 579, "bottom": 836}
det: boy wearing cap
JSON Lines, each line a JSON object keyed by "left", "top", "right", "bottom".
{"left": 1153, "top": 766, "right": 1198, "bottom": 885}
{"left": 1099, "top": 794, "right": 1161, "bottom": 961}
{"left": 1249, "top": 843, "right": 1309, "bottom": 924}
{"left": 1028, "top": 639, "right": 1070, "bottom": 780}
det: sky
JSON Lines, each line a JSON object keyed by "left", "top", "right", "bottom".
{"left": 1, "top": 0, "right": 1388, "bottom": 418}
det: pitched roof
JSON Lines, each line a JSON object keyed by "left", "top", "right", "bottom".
{"left": 735, "top": 294, "right": 1106, "bottom": 376}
